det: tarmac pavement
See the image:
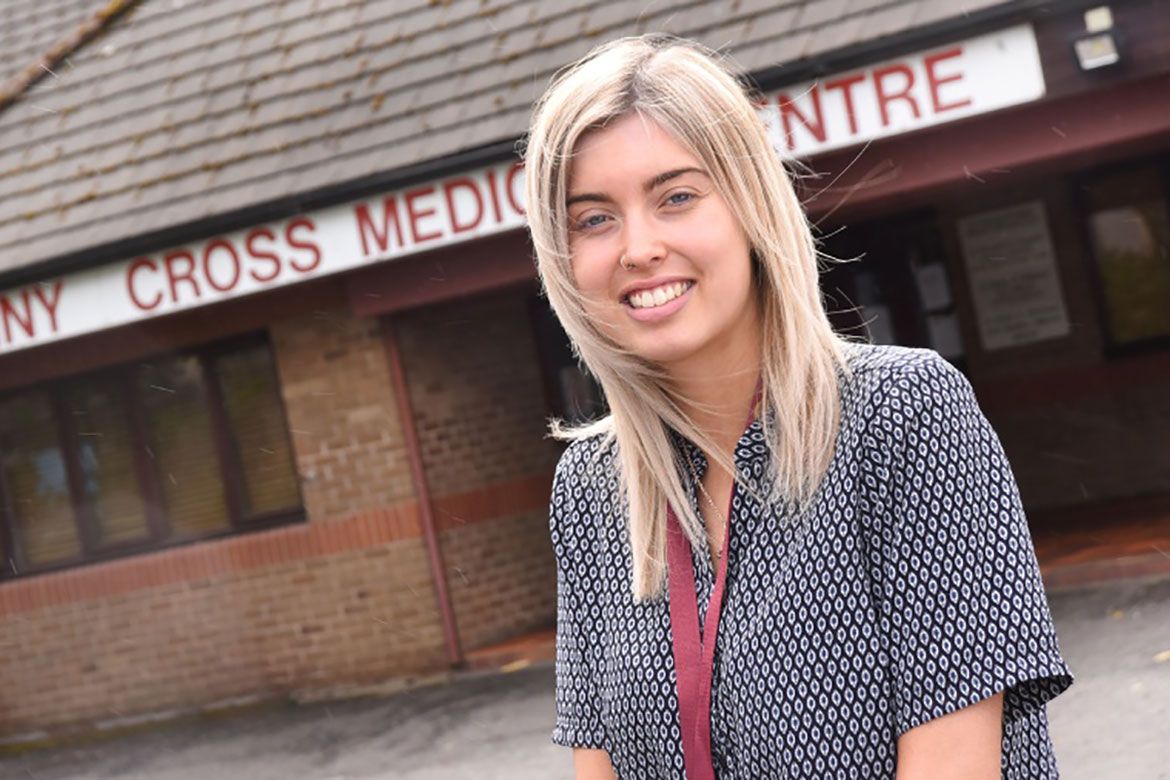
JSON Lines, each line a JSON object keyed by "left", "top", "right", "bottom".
{"left": 1044, "top": 576, "right": 1170, "bottom": 780}
{"left": 2, "top": 576, "right": 1168, "bottom": 779}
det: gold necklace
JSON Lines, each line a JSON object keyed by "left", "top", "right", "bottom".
{"left": 695, "top": 476, "right": 726, "bottom": 563}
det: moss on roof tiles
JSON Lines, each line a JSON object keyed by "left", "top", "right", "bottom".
{"left": 0, "top": 0, "right": 1021, "bottom": 276}
{"left": 0, "top": 0, "right": 140, "bottom": 114}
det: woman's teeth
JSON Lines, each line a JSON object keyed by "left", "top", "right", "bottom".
{"left": 626, "top": 281, "right": 692, "bottom": 309}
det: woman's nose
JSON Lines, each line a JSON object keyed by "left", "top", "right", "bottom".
{"left": 620, "top": 215, "right": 666, "bottom": 269}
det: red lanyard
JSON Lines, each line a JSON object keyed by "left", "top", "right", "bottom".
{"left": 667, "top": 495, "right": 735, "bottom": 780}
{"left": 666, "top": 388, "right": 760, "bottom": 780}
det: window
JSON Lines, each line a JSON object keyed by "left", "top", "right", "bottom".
{"left": 215, "top": 346, "right": 301, "bottom": 516}
{"left": 67, "top": 374, "right": 151, "bottom": 549}
{"left": 0, "top": 335, "right": 302, "bottom": 578}
{"left": 527, "top": 294, "right": 607, "bottom": 424}
{"left": 819, "top": 211, "right": 965, "bottom": 363}
{"left": 139, "top": 355, "right": 230, "bottom": 538}
{"left": 1081, "top": 162, "right": 1170, "bottom": 347}
{"left": 0, "top": 392, "right": 79, "bottom": 567}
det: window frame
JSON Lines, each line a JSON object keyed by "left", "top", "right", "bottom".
{"left": 526, "top": 292, "right": 608, "bottom": 425}
{"left": 0, "top": 332, "right": 304, "bottom": 581}
{"left": 1073, "top": 151, "right": 1170, "bottom": 358}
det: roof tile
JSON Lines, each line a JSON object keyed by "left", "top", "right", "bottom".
{"left": 796, "top": 0, "right": 851, "bottom": 29}
{"left": 0, "top": 0, "right": 1022, "bottom": 279}
{"left": 860, "top": 2, "right": 923, "bottom": 39}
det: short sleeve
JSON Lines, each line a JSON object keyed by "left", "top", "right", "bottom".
{"left": 863, "top": 352, "right": 1073, "bottom": 755}
{"left": 548, "top": 444, "right": 607, "bottom": 749}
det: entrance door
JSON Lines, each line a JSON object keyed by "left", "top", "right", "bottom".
{"left": 818, "top": 210, "right": 965, "bottom": 364}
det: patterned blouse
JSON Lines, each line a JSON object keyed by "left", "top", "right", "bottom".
{"left": 548, "top": 343, "right": 1073, "bottom": 779}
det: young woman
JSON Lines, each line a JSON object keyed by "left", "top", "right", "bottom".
{"left": 523, "top": 35, "right": 1073, "bottom": 779}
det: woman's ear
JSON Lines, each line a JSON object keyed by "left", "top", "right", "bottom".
{"left": 749, "top": 248, "right": 764, "bottom": 284}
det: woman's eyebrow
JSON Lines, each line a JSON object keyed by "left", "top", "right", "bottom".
{"left": 565, "top": 166, "right": 707, "bottom": 207}
{"left": 645, "top": 166, "right": 705, "bottom": 190}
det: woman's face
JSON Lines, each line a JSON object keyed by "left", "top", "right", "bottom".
{"left": 566, "top": 113, "right": 759, "bottom": 374}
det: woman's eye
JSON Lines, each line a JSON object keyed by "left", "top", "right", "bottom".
{"left": 665, "top": 191, "right": 695, "bottom": 206}
{"left": 574, "top": 214, "right": 609, "bottom": 230}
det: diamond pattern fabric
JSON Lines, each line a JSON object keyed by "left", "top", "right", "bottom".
{"left": 549, "top": 342, "right": 1073, "bottom": 778}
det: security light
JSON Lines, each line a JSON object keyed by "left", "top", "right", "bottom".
{"left": 1073, "top": 6, "right": 1122, "bottom": 71}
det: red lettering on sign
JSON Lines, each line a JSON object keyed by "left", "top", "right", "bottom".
{"left": 0, "top": 290, "right": 34, "bottom": 343}
{"left": 355, "top": 197, "right": 405, "bottom": 256}
{"left": 286, "top": 217, "right": 321, "bottom": 273}
{"left": 485, "top": 170, "right": 503, "bottom": 223}
{"left": 823, "top": 73, "right": 866, "bottom": 136}
{"left": 778, "top": 87, "right": 827, "bottom": 151}
{"left": 873, "top": 64, "right": 920, "bottom": 127}
{"left": 443, "top": 177, "right": 484, "bottom": 234}
{"left": 127, "top": 258, "right": 162, "bottom": 311}
{"left": 924, "top": 47, "right": 972, "bottom": 113}
{"left": 0, "top": 282, "right": 63, "bottom": 345}
{"left": 32, "top": 280, "right": 63, "bottom": 333}
{"left": 404, "top": 187, "right": 442, "bottom": 243}
{"left": 202, "top": 238, "right": 241, "bottom": 293}
{"left": 164, "top": 250, "right": 202, "bottom": 303}
{"left": 505, "top": 162, "right": 525, "bottom": 216}
{"left": 245, "top": 228, "right": 281, "bottom": 283}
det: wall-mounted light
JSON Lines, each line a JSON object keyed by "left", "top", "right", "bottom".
{"left": 1073, "top": 6, "right": 1122, "bottom": 71}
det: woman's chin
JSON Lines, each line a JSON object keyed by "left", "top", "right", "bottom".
{"left": 627, "top": 341, "right": 703, "bottom": 370}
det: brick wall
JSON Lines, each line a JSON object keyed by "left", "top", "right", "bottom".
{"left": 270, "top": 306, "right": 416, "bottom": 517}
{"left": 0, "top": 294, "right": 563, "bottom": 737}
{"left": 439, "top": 508, "right": 559, "bottom": 650}
{"left": 983, "top": 360, "right": 1170, "bottom": 512}
{"left": 0, "top": 297, "right": 450, "bottom": 736}
{"left": 396, "top": 289, "right": 563, "bottom": 494}
{"left": 396, "top": 288, "right": 563, "bottom": 649}
{"left": 0, "top": 508, "right": 442, "bottom": 737}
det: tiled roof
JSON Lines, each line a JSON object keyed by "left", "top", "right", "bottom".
{"left": 0, "top": 0, "right": 1017, "bottom": 282}
{"left": 0, "top": 1, "right": 95, "bottom": 84}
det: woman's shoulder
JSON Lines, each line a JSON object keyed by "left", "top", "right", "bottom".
{"left": 553, "top": 424, "right": 618, "bottom": 490}
{"left": 548, "top": 425, "right": 620, "bottom": 567}
{"left": 842, "top": 340, "right": 960, "bottom": 384}
{"left": 838, "top": 341, "right": 970, "bottom": 418}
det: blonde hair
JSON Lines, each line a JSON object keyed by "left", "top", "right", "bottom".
{"left": 524, "top": 34, "right": 853, "bottom": 602}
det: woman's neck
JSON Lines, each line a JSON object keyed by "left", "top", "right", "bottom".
{"left": 665, "top": 321, "right": 763, "bottom": 464}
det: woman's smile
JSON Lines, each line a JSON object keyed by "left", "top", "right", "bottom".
{"left": 622, "top": 279, "right": 695, "bottom": 321}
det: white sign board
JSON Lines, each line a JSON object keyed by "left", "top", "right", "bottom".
{"left": 957, "top": 201, "right": 1070, "bottom": 350}
{"left": 0, "top": 162, "right": 527, "bottom": 356}
{"left": 0, "top": 25, "right": 1049, "bottom": 357}
{"left": 759, "top": 24, "right": 1046, "bottom": 158}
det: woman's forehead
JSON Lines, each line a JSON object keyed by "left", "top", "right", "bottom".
{"left": 568, "top": 115, "right": 703, "bottom": 192}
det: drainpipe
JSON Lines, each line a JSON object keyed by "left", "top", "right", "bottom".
{"left": 381, "top": 317, "right": 463, "bottom": 668}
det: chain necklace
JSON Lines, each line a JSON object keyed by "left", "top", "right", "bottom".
{"left": 694, "top": 475, "right": 726, "bottom": 564}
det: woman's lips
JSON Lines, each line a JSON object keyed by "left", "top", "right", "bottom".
{"left": 622, "top": 281, "right": 695, "bottom": 322}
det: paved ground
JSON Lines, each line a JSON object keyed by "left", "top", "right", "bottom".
{"left": 1045, "top": 577, "right": 1170, "bottom": 780}
{"left": 2, "top": 576, "right": 1168, "bottom": 779}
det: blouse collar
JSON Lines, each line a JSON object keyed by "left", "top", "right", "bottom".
{"left": 668, "top": 410, "right": 771, "bottom": 483}
{"left": 667, "top": 377, "right": 767, "bottom": 482}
